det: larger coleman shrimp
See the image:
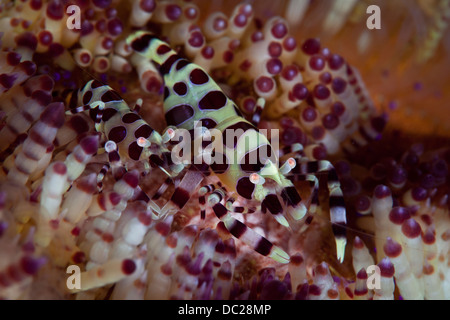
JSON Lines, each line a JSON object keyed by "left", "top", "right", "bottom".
{"left": 127, "top": 31, "right": 348, "bottom": 263}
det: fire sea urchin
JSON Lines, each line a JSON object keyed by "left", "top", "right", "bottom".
{"left": 0, "top": 0, "right": 448, "bottom": 300}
